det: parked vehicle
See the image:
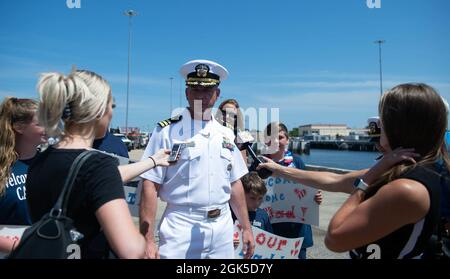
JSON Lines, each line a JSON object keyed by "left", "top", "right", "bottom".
{"left": 113, "top": 133, "right": 133, "bottom": 151}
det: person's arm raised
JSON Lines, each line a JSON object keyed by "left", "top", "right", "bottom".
{"left": 118, "top": 149, "right": 170, "bottom": 183}
{"left": 257, "top": 158, "right": 363, "bottom": 193}
{"left": 257, "top": 148, "right": 419, "bottom": 194}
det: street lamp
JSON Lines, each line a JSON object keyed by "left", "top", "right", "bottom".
{"left": 124, "top": 9, "right": 137, "bottom": 134}
{"left": 374, "top": 40, "right": 385, "bottom": 96}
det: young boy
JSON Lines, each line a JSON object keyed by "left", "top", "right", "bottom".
{"left": 232, "top": 172, "right": 273, "bottom": 233}
{"left": 263, "top": 122, "right": 322, "bottom": 259}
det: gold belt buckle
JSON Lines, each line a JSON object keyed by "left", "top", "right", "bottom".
{"left": 207, "top": 209, "right": 221, "bottom": 218}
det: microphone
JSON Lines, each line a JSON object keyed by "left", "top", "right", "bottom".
{"left": 235, "top": 130, "right": 254, "bottom": 151}
{"left": 236, "top": 130, "right": 272, "bottom": 179}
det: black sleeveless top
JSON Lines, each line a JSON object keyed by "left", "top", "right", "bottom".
{"left": 350, "top": 165, "right": 441, "bottom": 259}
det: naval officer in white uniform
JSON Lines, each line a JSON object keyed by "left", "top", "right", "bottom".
{"left": 139, "top": 59, "right": 254, "bottom": 259}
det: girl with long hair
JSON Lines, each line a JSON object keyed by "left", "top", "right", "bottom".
{"left": 0, "top": 97, "right": 47, "bottom": 253}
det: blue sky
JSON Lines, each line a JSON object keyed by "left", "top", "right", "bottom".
{"left": 1, "top": 0, "right": 449, "bottom": 131}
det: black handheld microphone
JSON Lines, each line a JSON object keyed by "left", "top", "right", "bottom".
{"left": 246, "top": 145, "right": 273, "bottom": 179}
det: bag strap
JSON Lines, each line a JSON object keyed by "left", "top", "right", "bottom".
{"left": 49, "top": 150, "right": 96, "bottom": 218}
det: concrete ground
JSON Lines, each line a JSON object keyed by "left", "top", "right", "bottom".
{"left": 129, "top": 149, "right": 350, "bottom": 259}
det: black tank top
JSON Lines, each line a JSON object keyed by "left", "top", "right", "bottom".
{"left": 350, "top": 165, "right": 441, "bottom": 259}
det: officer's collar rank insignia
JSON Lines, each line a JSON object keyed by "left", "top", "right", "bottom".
{"left": 158, "top": 115, "right": 183, "bottom": 128}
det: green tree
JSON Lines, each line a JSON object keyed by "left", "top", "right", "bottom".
{"left": 289, "top": 128, "right": 299, "bottom": 137}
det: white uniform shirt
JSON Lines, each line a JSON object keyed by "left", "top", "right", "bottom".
{"left": 140, "top": 108, "right": 248, "bottom": 207}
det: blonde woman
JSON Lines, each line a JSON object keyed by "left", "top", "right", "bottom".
{"left": 0, "top": 97, "right": 47, "bottom": 253}
{"left": 26, "top": 70, "right": 170, "bottom": 259}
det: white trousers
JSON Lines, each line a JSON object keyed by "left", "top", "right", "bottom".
{"left": 158, "top": 203, "right": 234, "bottom": 259}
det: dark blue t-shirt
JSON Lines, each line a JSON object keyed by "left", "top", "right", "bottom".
{"left": 232, "top": 208, "right": 274, "bottom": 233}
{"left": 0, "top": 159, "right": 33, "bottom": 225}
{"left": 93, "top": 132, "right": 129, "bottom": 158}
{"left": 249, "top": 208, "right": 273, "bottom": 233}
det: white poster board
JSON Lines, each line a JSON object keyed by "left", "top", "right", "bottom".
{"left": 262, "top": 177, "right": 319, "bottom": 226}
{"left": 234, "top": 223, "right": 303, "bottom": 259}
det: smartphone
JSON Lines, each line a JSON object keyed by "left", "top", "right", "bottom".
{"left": 168, "top": 143, "right": 183, "bottom": 162}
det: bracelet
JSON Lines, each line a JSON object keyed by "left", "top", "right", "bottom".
{"left": 149, "top": 156, "right": 157, "bottom": 167}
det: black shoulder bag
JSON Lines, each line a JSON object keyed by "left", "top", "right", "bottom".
{"left": 9, "top": 150, "right": 95, "bottom": 259}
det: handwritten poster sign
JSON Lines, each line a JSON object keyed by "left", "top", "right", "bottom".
{"left": 234, "top": 223, "right": 303, "bottom": 259}
{"left": 261, "top": 177, "right": 319, "bottom": 226}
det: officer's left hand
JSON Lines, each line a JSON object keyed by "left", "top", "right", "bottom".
{"left": 241, "top": 228, "right": 255, "bottom": 259}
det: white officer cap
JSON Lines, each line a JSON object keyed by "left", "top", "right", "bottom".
{"left": 179, "top": 59, "right": 229, "bottom": 87}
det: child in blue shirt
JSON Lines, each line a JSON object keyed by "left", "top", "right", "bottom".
{"left": 232, "top": 172, "right": 273, "bottom": 240}
{"left": 263, "top": 122, "right": 322, "bottom": 259}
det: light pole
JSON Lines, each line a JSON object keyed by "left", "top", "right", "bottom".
{"left": 124, "top": 9, "right": 137, "bottom": 135}
{"left": 374, "top": 40, "right": 385, "bottom": 96}
{"left": 170, "top": 77, "right": 174, "bottom": 114}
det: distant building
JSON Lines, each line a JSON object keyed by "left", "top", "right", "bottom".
{"left": 120, "top": 127, "right": 140, "bottom": 134}
{"left": 298, "top": 124, "right": 349, "bottom": 139}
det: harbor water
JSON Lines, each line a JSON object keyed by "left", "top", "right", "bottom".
{"left": 299, "top": 149, "right": 381, "bottom": 171}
